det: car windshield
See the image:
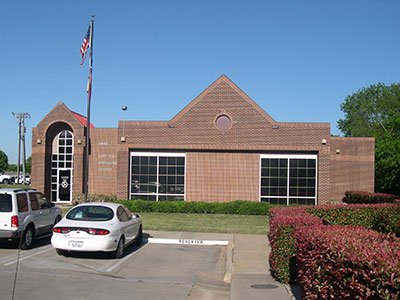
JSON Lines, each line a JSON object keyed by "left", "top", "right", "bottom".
{"left": 66, "top": 206, "right": 114, "bottom": 221}
{"left": 0, "top": 194, "right": 12, "bottom": 212}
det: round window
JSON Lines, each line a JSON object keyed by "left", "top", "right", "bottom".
{"left": 215, "top": 115, "right": 232, "bottom": 130}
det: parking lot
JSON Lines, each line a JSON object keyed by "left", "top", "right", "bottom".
{"left": 0, "top": 231, "right": 232, "bottom": 300}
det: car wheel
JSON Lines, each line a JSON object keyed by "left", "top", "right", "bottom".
{"left": 134, "top": 225, "right": 143, "bottom": 246}
{"left": 113, "top": 237, "right": 124, "bottom": 259}
{"left": 55, "top": 249, "right": 66, "bottom": 256}
{"left": 3, "top": 179, "right": 9, "bottom": 184}
{"left": 20, "top": 226, "right": 34, "bottom": 250}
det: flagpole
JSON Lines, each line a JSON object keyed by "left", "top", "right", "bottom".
{"left": 84, "top": 15, "right": 94, "bottom": 202}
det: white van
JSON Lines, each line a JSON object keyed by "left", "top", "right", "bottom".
{"left": 0, "top": 188, "right": 61, "bottom": 249}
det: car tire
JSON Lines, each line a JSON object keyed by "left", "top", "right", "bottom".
{"left": 20, "top": 226, "right": 34, "bottom": 250}
{"left": 2, "top": 179, "right": 9, "bottom": 184}
{"left": 113, "top": 237, "right": 124, "bottom": 259}
{"left": 134, "top": 225, "right": 143, "bottom": 246}
{"left": 55, "top": 249, "right": 66, "bottom": 256}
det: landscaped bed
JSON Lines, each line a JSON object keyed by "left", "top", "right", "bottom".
{"left": 269, "top": 203, "right": 400, "bottom": 299}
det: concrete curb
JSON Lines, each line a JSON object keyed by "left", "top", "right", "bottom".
{"left": 223, "top": 235, "right": 234, "bottom": 284}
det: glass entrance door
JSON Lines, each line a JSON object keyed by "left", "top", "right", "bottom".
{"left": 57, "top": 169, "right": 72, "bottom": 201}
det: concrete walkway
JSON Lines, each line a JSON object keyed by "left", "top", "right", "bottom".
{"left": 230, "top": 234, "right": 299, "bottom": 300}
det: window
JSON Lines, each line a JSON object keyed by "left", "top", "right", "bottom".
{"left": 66, "top": 206, "right": 114, "bottom": 221}
{"left": 0, "top": 194, "right": 12, "bottom": 212}
{"left": 17, "top": 194, "right": 28, "bottom": 212}
{"left": 260, "top": 154, "right": 317, "bottom": 205}
{"left": 117, "top": 206, "right": 129, "bottom": 222}
{"left": 130, "top": 152, "right": 185, "bottom": 201}
{"left": 30, "top": 197, "right": 40, "bottom": 211}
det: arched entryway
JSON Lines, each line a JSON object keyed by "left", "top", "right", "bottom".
{"left": 45, "top": 123, "right": 75, "bottom": 202}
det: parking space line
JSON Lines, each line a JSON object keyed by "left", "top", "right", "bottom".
{"left": 148, "top": 238, "right": 229, "bottom": 246}
{"left": 105, "top": 243, "right": 149, "bottom": 273}
{"left": 3, "top": 246, "right": 53, "bottom": 266}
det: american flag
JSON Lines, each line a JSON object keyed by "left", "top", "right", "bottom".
{"left": 80, "top": 26, "right": 91, "bottom": 65}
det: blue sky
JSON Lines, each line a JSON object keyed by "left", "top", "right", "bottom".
{"left": 1, "top": 0, "right": 399, "bottom": 164}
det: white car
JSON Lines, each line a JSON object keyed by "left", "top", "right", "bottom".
{"left": 51, "top": 202, "right": 142, "bottom": 258}
{"left": 15, "top": 175, "right": 31, "bottom": 185}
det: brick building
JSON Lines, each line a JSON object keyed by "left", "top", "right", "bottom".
{"left": 31, "top": 75, "right": 375, "bottom": 205}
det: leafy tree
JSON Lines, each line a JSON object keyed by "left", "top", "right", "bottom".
{"left": 338, "top": 82, "right": 400, "bottom": 194}
{"left": 0, "top": 150, "right": 8, "bottom": 171}
{"left": 25, "top": 156, "right": 31, "bottom": 174}
{"left": 6, "top": 164, "right": 17, "bottom": 172}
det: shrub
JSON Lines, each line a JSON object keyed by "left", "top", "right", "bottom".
{"left": 309, "top": 204, "right": 400, "bottom": 237}
{"left": 72, "top": 193, "right": 118, "bottom": 205}
{"left": 343, "top": 191, "right": 399, "bottom": 204}
{"left": 117, "top": 200, "right": 275, "bottom": 215}
{"left": 296, "top": 225, "right": 400, "bottom": 299}
{"left": 268, "top": 206, "right": 322, "bottom": 283}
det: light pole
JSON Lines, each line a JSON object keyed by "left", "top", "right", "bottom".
{"left": 121, "top": 105, "right": 128, "bottom": 142}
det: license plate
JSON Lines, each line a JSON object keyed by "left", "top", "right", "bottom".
{"left": 69, "top": 241, "right": 84, "bottom": 249}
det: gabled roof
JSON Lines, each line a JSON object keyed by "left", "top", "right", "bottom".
{"left": 120, "top": 75, "right": 330, "bottom": 149}
{"left": 170, "top": 74, "right": 277, "bottom": 125}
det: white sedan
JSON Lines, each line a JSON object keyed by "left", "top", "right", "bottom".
{"left": 51, "top": 202, "right": 142, "bottom": 258}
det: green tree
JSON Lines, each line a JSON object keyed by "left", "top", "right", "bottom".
{"left": 338, "top": 82, "right": 400, "bottom": 194}
{"left": 6, "top": 164, "right": 17, "bottom": 172}
{"left": 25, "top": 156, "right": 31, "bottom": 174}
{"left": 0, "top": 150, "right": 8, "bottom": 171}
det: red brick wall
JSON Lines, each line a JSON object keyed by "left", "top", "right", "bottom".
{"left": 31, "top": 77, "right": 375, "bottom": 205}
{"left": 88, "top": 128, "right": 118, "bottom": 196}
{"left": 186, "top": 152, "right": 260, "bottom": 202}
{"left": 330, "top": 137, "right": 375, "bottom": 202}
{"left": 31, "top": 103, "right": 86, "bottom": 200}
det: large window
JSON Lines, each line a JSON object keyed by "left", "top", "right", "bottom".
{"left": 260, "top": 154, "right": 317, "bottom": 205}
{"left": 130, "top": 152, "right": 185, "bottom": 201}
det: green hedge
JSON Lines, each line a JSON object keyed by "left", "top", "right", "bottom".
{"left": 116, "top": 200, "right": 275, "bottom": 215}
{"left": 309, "top": 204, "right": 400, "bottom": 237}
{"left": 342, "top": 191, "right": 399, "bottom": 204}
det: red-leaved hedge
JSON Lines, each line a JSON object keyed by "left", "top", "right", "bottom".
{"left": 296, "top": 225, "right": 400, "bottom": 299}
{"left": 269, "top": 205, "right": 400, "bottom": 298}
{"left": 269, "top": 206, "right": 322, "bottom": 283}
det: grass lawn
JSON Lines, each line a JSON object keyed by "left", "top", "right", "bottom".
{"left": 140, "top": 212, "right": 269, "bottom": 235}
{"left": 0, "top": 184, "right": 29, "bottom": 189}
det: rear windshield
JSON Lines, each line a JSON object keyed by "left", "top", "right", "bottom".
{"left": 0, "top": 194, "right": 12, "bottom": 212}
{"left": 66, "top": 206, "right": 114, "bottom": 221}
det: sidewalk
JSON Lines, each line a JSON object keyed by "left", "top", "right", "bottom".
{"left": 229, "top": 234, "right": 300, "bottom": 300}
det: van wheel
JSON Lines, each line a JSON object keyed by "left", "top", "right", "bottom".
{"left": 20, "top": 226, "right": 34, "bottom": 250}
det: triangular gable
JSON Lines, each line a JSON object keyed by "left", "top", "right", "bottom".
{"left": 34, "top": 102, "right": 87, "bottom": 137}
{"left": 170, "top": 74, "right": 277, "bottom": 125}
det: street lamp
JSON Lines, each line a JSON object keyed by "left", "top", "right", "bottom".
{"left": 121, "top": 105, "right": 128, "bottom": 142}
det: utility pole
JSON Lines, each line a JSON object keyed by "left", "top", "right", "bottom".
{"left": 12, "top": 112, "right": 30, "bottom": 184}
